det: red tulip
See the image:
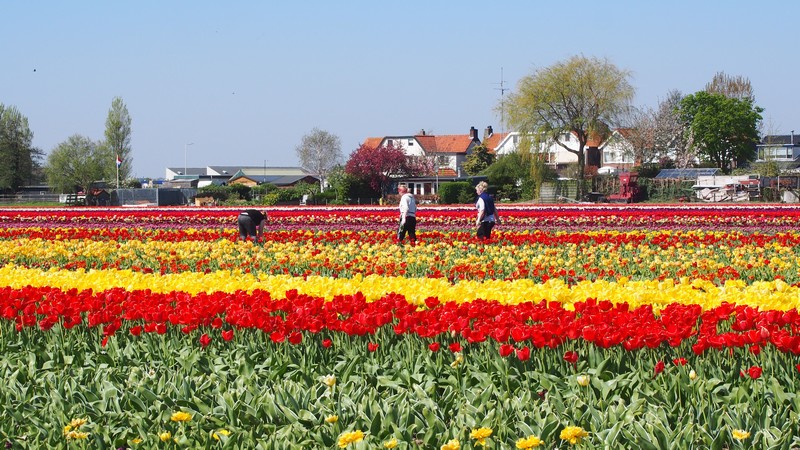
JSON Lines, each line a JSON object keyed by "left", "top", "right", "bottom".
{"left": 199, "top": 333, "right": 211, "bottom": 348}
{"left": 563, "top": 351, "right": 578, "bottom": 365}
{"left": 322, "top": 338, "right": 332, "bottom": 348}
{"left": 221, "top": 329, "right": 234, "bottom": 341}
{"left": 499, "top": 344, "right": 514, "bottom": 357}
{"left": 367, "top": 342, "right": 379, "bottom": 352}
{"left": 654, "top": 360, "right": 665, "bottom": 376}
{"left": 672, "top": 358, "right": 688, "bottom": 366}
{"left": 747, "top": 366, "right": 762, "bottom": 379}
{"left": 449, "top": 342, "right": 462, "bottom": 353}
{"left": 428, "top": 342, "right": 440, "bottom": 352}
{"left": 516, "top": 346, "right": 531, "bottom": 361}
{"left": 288, "top": 331, "right": 303, "bottom": 345}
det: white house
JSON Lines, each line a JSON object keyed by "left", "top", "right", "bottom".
{"left": 488, "top": 128, "right": 643, "bottom": 172}
{"left": 361, "top": 127, "right": 483, "bottom": 196}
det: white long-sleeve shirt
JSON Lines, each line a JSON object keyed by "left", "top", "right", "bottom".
{"left": 399, "top": 193, "right": 416, "bottom": 221}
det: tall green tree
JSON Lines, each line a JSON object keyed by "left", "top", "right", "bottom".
{"left": 679, "top": 91, "right": 763, "bottom": 174}
{"left": 0, "top": 104, "right": 42, "bottom": 192}
{"left": 45, "top": 135, "right": 111, "bottom": 200}
{"left": 295, "top": 127, "right": 342, "bottom": 192}
{"left": 505, "top": 55, "right": 634, "bottom": 199}
{"left": 104, "top": 97, "right": 132, "bottom": 181}
{"left": 461, "top": 143, "right": 495, "bottom": 175}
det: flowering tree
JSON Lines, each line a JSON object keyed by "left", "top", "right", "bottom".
{"left": 344, "top": 142, "right": 417, "bottom": 198}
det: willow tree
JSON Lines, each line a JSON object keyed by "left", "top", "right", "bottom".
{"left": 505, "top": 55, "right": 634, "bottom": 199}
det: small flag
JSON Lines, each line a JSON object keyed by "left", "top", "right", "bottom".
{"left": 116, "top": 155, "right": 122, "bottom": 168}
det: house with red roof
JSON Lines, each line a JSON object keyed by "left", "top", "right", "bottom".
{"left": 360, "top": 126, "right": 484, "bottom": 198}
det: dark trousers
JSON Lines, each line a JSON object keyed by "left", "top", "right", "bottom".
{"left": 477, "top": 221, "right": 495, "bottom": 240}
{"left": 238, "top": 214, "right": 257, "bottom": 239}
{"left": 398, "top": 216, "right": 416, "bottom": 243}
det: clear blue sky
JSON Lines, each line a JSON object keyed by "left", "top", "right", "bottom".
{"left": 3, "top": 1, "right": 798, "bottom": 179}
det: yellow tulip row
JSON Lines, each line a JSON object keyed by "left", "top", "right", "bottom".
{"left": 2, "top": 264, "right": 798, "bottom": 312}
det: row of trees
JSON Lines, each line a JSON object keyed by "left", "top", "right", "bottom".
{"left": 0, "top": 98, "right": 134, "bottom": 200}
{"left": 45, "top": 97, "right": 133, "bottom": 195}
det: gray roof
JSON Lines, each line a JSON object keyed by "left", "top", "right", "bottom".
{"left": 759, "top": 135, "right": 800, "bottom": 146}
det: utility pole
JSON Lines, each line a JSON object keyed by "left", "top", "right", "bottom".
{"left": 494, "top": 67, "right": 509, "bottom": 134}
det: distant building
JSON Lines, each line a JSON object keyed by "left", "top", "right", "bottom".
{"left": 756, "top": 132, "right": 800, "bottom": 170}
{"left": 164, "top": 165, "right": 319, "bottom": 188}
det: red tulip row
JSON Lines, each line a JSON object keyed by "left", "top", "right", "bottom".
{"left": 4, "top": 285, "right": 800, "bottom": 354}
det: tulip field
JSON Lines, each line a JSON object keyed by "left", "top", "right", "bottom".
{"left": 2, "top": 204, "right": 800, "bottom": 449}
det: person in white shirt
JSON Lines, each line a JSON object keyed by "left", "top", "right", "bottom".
{"left": 397, "top": 184, "right": 417, "bottom": 245}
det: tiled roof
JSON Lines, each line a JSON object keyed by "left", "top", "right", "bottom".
{"left": 362, "top": 137, "right": 384, "bottom": 148}
{"left": 430, "top": 135, "right": 475, "bottom": 153}
{"left": 363, "top": 132, "right": 477, "bottom": 154}
{"left": 437, "top": 168, "right": 457, "bottom": 177}
{"left": 482, "top": 132, "right": 508, "bottom": 153}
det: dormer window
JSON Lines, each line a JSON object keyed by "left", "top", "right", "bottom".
{"left": 562, "top": 132, "right": 571, "bottom": 142}
{"left": 387, "top": 139, "right": 394, "bottom": 146}
{"left": 408, "top": 139, "right": 414, "bottom": 146}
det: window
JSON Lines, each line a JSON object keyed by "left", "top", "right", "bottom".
{"left": 562, "top": 132, "right": 571, "bottom": 142}
{"left": 387, "top": 139, "right": 394, "bottom": 146}
{"left": 408, "top": 139, "right": 414, "bottom": 146}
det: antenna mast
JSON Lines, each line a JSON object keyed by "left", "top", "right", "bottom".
{"left": 494, "top": 67, "right": 508, "bottom": 134}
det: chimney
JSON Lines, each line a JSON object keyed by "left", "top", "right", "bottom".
{"left": 792, "top": 130, "right": 795, "bottom": 145}
{"left": 484, "top": 126, "right": 494, "bottom": 139}
{"left": 469, "top": 126, "right": 478, "bottom": 140}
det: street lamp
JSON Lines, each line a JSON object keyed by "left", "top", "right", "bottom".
{"left": 184, "top": 142, "right": 194, "bottom": 176}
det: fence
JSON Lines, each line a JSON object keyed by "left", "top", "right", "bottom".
{"left": 113, "top": 188, "right": 197, "bottom": 206}
{"left": 0, "top": 193, "right": 61, "bottom": 204}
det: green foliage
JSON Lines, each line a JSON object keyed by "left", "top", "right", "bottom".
{"left": 103, "top": 97, "right": 132, "bottom": 180}
{"left": 0, "top": 104, "right": 41, "bottom": 193}
{"left": 438, "top": 181, "right": 474, "bottom": 204}
{"left": 249, "top": 182, "right": 276, "bottom": 198}
{"left": 634, "top": 163, "right": 662, "bottom": 179}
{"left": 196, "top": 184, "right": 231, "bottom": 202}
{"left": 506, "top": 55, "right": 635, "bottom": 199}
{"left": 1, "top": 323, "right": 798, "bottom": 449}
{"left": 227, "top": 184, "right": 252, "bottom": 201}
{"left": 744, "top": 160, "right": 780, "bottom": 178}
{"left": 679, "top": 91, "right": 763, "bottom": 174}
{"left": 462, "top": 144, "right": 495, "bottom": 176}
{"left": 121, "top": 177, "right": 143, "bottom": 189}
{"left": 45, "top": 135, "right": 111, "bottom": 196}
{"left": 325, "top": 165, "right": 352, "bottom": 204}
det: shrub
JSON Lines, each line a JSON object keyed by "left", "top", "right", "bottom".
{"left": 438, "top": 182, "right": 473, "bottom": 204}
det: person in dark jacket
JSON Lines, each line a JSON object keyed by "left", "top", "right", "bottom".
{"left": 474, "top": 181, "right": 499, "bottom": 240}
{"left": 238, "top": 209, "right": 268, "bottom": 242}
